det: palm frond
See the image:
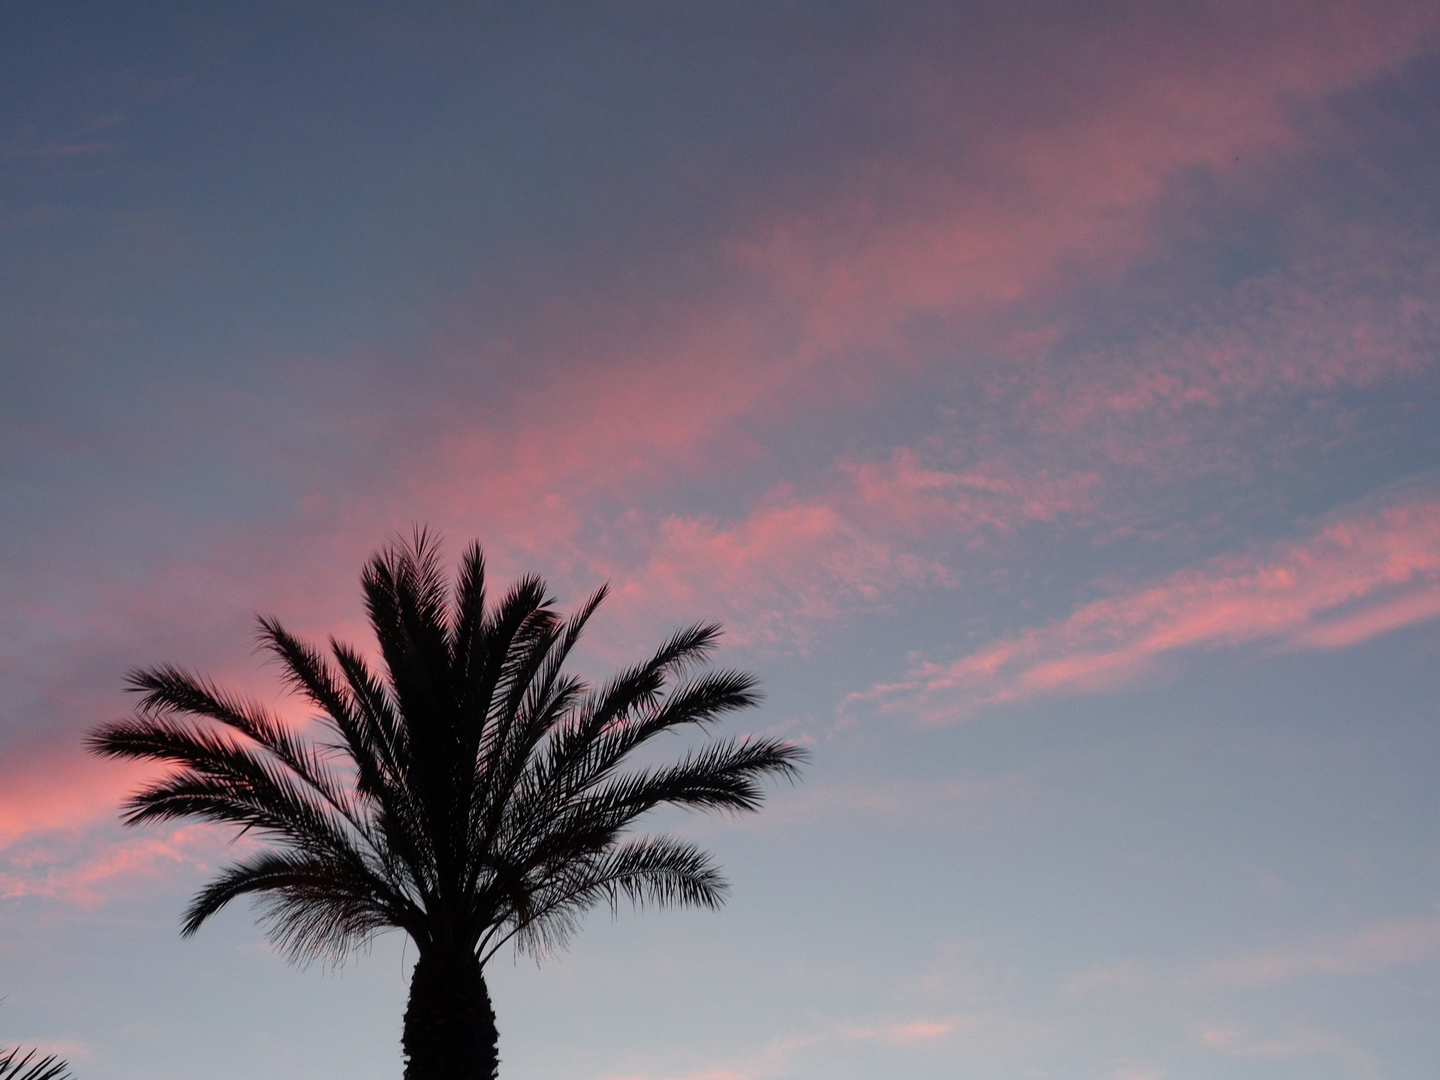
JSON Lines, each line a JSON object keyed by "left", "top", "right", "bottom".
{"left": 480, "top": 835, "right": 726, "bottom": 963}
{"left": 87, "top": 531, "right": 803, "bottom": 977}
{"left": 448, "top": 540, "right": 488, "bottom": 688}
{"left": 470, "top": 575, "right": 553, "bottom": 757}
{"left": 532, "top": 669, "right": 764, "bottom": 818}
{"left": 328, "top": 640, "right": 409, "bottom": 783}
{"left": 362, "top": 529, "right": 453, "bottom": 746}
{"left": 0, "top": 1047, "right": 71, "bottom": 1080}
{"left": 90, "top": 714, "right": 364, "bottom": 854}
{"left": 522, "top": 626, "right": 733, "bottom": 808}
{"left": 117, "top": 666, "right": 360, "bottom": 825}
{"left": 570, "top": 736, "right": 806, "bottom": 823}
{"left": 468, "top": 587, "right": 605, "bottom": 853}
{"left": 182, "top": 848, "right": 415, "bottom": 963}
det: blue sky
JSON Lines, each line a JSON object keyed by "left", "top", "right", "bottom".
{"left": 4, "top": 3, "right": 1440, "bottom": 1078}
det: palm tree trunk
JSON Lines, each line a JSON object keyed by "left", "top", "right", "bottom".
{"left": 402, "top": 949, "right": 498, "bottom": 1080}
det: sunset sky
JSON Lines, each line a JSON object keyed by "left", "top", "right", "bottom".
{"left": 4, "top": 4, "right": 1440, "bottom": 1078}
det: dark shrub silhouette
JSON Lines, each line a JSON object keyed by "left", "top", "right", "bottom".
{"left": 88, "top": 533, "right": 803, "bottom": 1079}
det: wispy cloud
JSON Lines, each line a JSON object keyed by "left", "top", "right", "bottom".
{"left": 726, "top": 0, "right": 1440, "bottom": 364}
{"left": 1040, "top": 239, "right": 1440, "bottom": 433}
{"left": 0, "top": 754, "right": 145, "bottom": 850}
{"left": 1065, "top": 908, "right": 1440, "bottom": 998}
{"left": 619, "top": 497, "right": 951, "bottom": 642}
{"left": 1200, "top": 911, "right": 1440, "bottom": 987}
{"left": 0, "top": 823, "right": 239, "bottom": 907}
{"left": 362, "top": 0, "right": 1440, "bottom": 569}
{"left": 1199, "top": 1026, "right": 1379, "bottom": 1074}
{"left": 858, "top": 485, "right": 1440, "bottom": 720}
{"left": 595, "top": 1010, "right": 1006, "bottom": 1080}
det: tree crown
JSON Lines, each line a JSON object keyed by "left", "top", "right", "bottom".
{"left": 88, "top": 532, "right": 804, "bottom": 967}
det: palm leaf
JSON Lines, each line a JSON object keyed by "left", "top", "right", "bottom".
{"left": 0, "top": 1047, "right": 71, "bottom": 1080}
{"left": 88, "top": 530, "right": 806, "bottom": 979}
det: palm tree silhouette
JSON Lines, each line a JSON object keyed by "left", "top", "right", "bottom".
{"left": 0, "top": 1047, "right": 71, "bottom": 1080}
{"left": 88, "top": 533, "right": 803, "bottom": 1079}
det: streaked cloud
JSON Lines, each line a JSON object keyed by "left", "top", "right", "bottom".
{"left": 859, "top": 485, "right": 1440, "bottom": 720}
{"left": 1065, "top": 908, "right": 1440, "bottom": 997}
{"left": 0, "top": 823, "right": 242, "bottom": 908}
{"left": 4, "top": 6, "right": 1440, "bottom": 1076}
{"left": 1200, "top": 910, "right": 1440, "bottom": 987}
{"left": 611, "top": 453, "right": 1095, "bottom": 644}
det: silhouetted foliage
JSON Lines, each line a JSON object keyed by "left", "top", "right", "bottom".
{"left": 88, "top": 531, "right": 803, "bottom": 1080}
{"left": 0, "top": 1047, "right": 71, "bottom": 1080}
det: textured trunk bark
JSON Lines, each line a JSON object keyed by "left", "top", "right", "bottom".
{"left": 402, "top": 949, "right": 498, "bottom": 1080}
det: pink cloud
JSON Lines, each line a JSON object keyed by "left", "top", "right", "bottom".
{"left": 133, "top": 5, "right": 1436, "bottom": 650}
{"left": 1200, "top": 910, "right": 1440, "bottom": 986}
{"left": 0, "top": 546, "right": 371, "bottom": 858}
{"left": 0, "top": 753, "right": 144, "bottom": 849}
{"left": 1060, "top": 910, "right": 1436, "bottom": 1073}
{"left": 1047, "top": 241, "right": 1440, "bottom": 433}
{"left": 597, "top": 1013, "right": 974, "bottom": 1080}
{"left": 728, "top": 1, "right": 1440, "bottom": 369}
{"left": 860, "top": 487, "right": 1440, "bottom": 720}
{"left": 1, "top": 823, "right": 236, "bottom": 908}
{"left": 1063, "top": 910, "right": 1440, "bottom": 1014}
{"left": 614, "top": 497, "right": 950, "bottom": 646}
{"left": 0, "top": 542, "right": 367, "bottom": 855}
{"left": 1287, "top": 583, "right": 1440, "bottom": 649}
{"left": 1198, "top": 1026, "right": 1376, "bottom": 1070}
{"left": 605, "top": 450, "right": 1097, "bottom": 646}
{"left": 841, "top": 450, "right": 1099, "bottom": 532}
{"left": 870, "top": 1018, "right": 957, "bottom": 1044}
{"left": 399, "top": 1, "right": 1439, "bottom": 564}
{"left": 6, "top": 0, "right": 1437, "bottom": 904}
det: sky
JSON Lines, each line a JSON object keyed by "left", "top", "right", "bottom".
{"left": 3, "top": 2, "right": 1440, "bottom": 1077}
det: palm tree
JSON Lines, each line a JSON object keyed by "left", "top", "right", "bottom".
{"left": 0, "top": 1047, "right": 71, "bottom": 1080}
{"left": 87, "top": 533, "right": 803, "bottom": 1080}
